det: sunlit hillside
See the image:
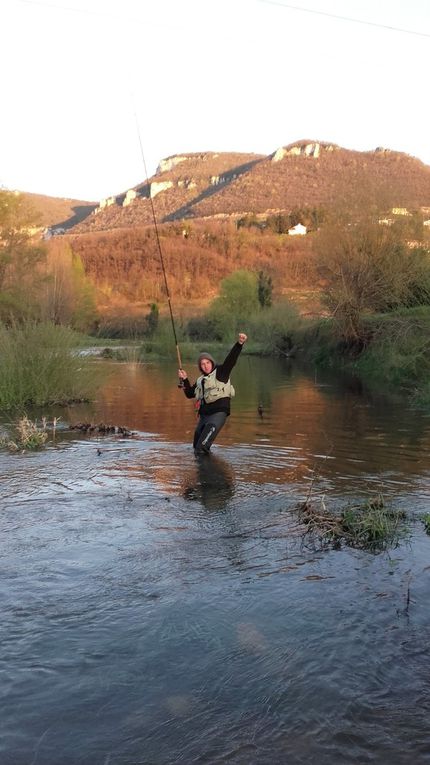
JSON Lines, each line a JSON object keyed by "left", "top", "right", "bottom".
{"left": 21, "top": 191, "right": 96, "bottom": 229}
{"left": 69, "top": 140, "right": 430, "bottom": 234}
{"left": 64, "top": 218, "right": 323, "bottom": 317}
{"left": 17, "top": 139, "right": 430, "bottom": 318}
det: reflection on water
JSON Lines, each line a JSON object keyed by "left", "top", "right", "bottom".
{"left": 1, "top": 357, "right": 430, "bottom": 764}
{"left": 58, "top": 356, "right": 430, "bottom": 502}
{"left": 182, "top": 454, "right": 236, "bottom": 511}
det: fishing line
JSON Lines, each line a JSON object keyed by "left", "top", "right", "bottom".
{"left": 133, "top": 109, "right": 184, "bottom": 384}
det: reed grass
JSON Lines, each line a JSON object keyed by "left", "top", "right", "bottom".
{"left": 297, "top": 495, "right": 408, "bottom": 551}
{"left": 0, "top": 322, "right": 100, "bottom": 410}
{"left": 421, "top": 514, "right": 430, "bottom": 535}
{"left": 1, "top": 416, "right": 48, "bottom": 451}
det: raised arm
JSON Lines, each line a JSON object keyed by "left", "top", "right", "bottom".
{"left": 216, "top": 332, "right": 247, "bottom": 383}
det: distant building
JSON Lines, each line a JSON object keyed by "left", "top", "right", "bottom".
{"left": 288, "top": 223, "right": 307, "bottom": 236}
{"left": 391, "top": 207, "right": 411, "bottom": 216}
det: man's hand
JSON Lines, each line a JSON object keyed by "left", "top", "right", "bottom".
{"left": 178, "top": 368, "right": 188, "bottom": 380}
{"left": 238, "top": 332, "right": 248, "bottom": 345}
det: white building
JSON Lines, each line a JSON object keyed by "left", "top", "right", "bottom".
{"left": 288, "top": 223, "right": 307, "bottom": 236}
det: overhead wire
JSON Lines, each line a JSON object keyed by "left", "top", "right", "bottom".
{"left": 15, "top": 0, "right": 430, "bottom": 39}
{"left": 257, "top": 0, "right": 430, "bottom": 39}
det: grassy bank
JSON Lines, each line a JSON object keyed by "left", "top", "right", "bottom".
{"left": 102, "top": 306, "right": 430, "bottom": 406}
{"left": 0, "top": 322, "right": 101, "bottom": 411}
{"left": 295, "top": 306, "right": 430, "bottom": 404}
{"left": 92, "top": 286, "right": 430, "bottom": 406}
{"left": 135, "top": 299, "right": 301, "bottom": 360}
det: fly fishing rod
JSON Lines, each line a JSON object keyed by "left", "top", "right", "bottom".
{"left": 134, "top": 111, "right": 184, "bottom": 386}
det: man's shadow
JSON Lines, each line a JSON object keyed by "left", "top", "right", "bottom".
{"left": 183, "top": 453, "right": 235, "bottom": 511}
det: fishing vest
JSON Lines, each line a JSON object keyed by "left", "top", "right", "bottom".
{"left": 195, "top": 369, "right": 235, "bottom": 405}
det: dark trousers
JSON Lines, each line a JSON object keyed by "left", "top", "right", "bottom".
{"left": 193, "top": 412, "right": 227, "bottom": 453}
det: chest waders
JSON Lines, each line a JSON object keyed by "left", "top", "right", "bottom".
{"left": 193, "top": 411, "right": 228, "bottom": 453}
{"left": 193, "top": 371, "right": 234, "bottom": 453}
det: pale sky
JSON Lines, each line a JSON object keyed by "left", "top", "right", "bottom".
{"left": 2, "top": 0, "right": 429, "bottom": 201}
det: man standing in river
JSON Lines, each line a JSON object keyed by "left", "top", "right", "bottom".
{"left": 178, "top": 332, "right": 248, "bottom": 454}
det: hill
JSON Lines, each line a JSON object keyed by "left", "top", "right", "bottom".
{"left": 21, "top": 191, "right": 96, "bottom": 230}
{"left": 64, "top": 216, "right": 323, "bottom": 320}
{"left": 69, "top": 140, "right": 430, "bottom": 234}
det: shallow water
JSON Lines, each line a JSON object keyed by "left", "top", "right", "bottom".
{"left": 1, "top": 358, "right": 430, "bottom": 764}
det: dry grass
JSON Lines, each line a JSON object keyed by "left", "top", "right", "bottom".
{"left": 297, "top": 494, "right": 408, "bottom": 551}
{"left": 1, "top": 416, "right": 48, "bottom": 452}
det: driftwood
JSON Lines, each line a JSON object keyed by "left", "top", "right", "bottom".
{"left": 70, "top": 422, "right": 135, "bottom": 437}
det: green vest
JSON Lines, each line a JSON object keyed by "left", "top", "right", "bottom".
{"left": 195, "top": 369, "right": 235, "bottom": 404}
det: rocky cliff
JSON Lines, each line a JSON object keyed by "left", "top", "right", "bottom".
{"left": 70, "top": 140, "right": 430, "bottom": 234}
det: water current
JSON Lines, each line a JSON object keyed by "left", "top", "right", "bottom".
{"left": 1, "top": 357, "right": 430, "bottom": 764}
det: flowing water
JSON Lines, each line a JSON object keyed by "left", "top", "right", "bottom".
{"left": 1, "top": 357, "right": 430, "bottom": 765}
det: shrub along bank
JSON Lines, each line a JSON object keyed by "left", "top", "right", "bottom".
{"left": 295, "top": 306, "right": 430, "bottom": 404}
{"left": 135, "top": 300, "right": 430, "bottom": 406}
{"left": 107, "top": 264, "right": 430, "bottom": 405}
{"left": 0, "top": 322, "right": 100, "bottom": 410}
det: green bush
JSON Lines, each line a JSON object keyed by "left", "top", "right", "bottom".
{"left": 208, "top": 270, "right": 260, "bottom": 340}
{"left": 355, "top": 309, "right": 430, "bottom": 386}
{"left": 0, "top": 322, "right": 100, "bottom": 410}
{"left": 186, "top": 316, "right": 222, "bottom": 342}
{"left": 97, "top": 315, "right": 150, "bottom": 339}
{"left": 97, "top": 304, "right": 159, "bottom": 339}
{"left": 247, "top": 300, "right": 301, "bottom": 354}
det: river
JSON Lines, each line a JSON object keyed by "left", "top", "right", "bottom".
{"left": 1, "top": 356, "right": 430, "bottom": 764}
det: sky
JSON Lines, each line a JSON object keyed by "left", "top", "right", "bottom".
{"left": 2, "top": 0, "right": 430, "bottom": 201}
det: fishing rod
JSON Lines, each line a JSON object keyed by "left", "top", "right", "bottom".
{"left": 134, "top": 110, "right": 184, "bottom": 387}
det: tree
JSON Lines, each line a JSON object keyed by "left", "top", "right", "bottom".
{"left": 317, "top": 221, "right": 430, "bottom": 342}
{"left": 146, "top": 303, "right": 159, "bottom": 336}
{"left": 209, "top": 270, "right": 259, "bottom": 338}
{"left": 266, "top": 214, "right": 290, "bottom": 234}
{"left": 70, "top": 253, "right": 98, "bottom": 332}
{"left": 0, "top": 190, "right": 47, "bottom": 322}
{"left": 391, "top": 210, "right": 424, "bottom": 241}
{"left": 257, "top": 270, "right": 273, "bottom": 308}
{"left": 43, "top": 239, "right": 76, "bottom": 324}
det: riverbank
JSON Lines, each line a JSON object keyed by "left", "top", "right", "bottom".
{"left": 2, "top": 302, "right": 429, "bottom": 413}
{"left": 122, "top": 304, "right": 430, "bottom": 406}
{"left": 294, "top": 305, "right": 430, "bottom": 405}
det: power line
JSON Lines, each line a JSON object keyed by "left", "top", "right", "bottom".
{"left": 15, "top": 0, "right": 172, "bottom": 30}
{"left": 15, "top": 0, "right": 430, "bottom": 39}
{"left": 258, "top": 0, "right": 430, "bottom": 39}
{"left": 17, "top": 0, "right": 113, "bottom": 18}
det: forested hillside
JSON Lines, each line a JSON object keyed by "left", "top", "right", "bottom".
{"left": 65, "top": 219, "right": 319, "bottom": 315}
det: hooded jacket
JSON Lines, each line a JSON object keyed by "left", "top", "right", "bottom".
{"left": 183, "top": 341, "right": 243, "bottom": 416}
